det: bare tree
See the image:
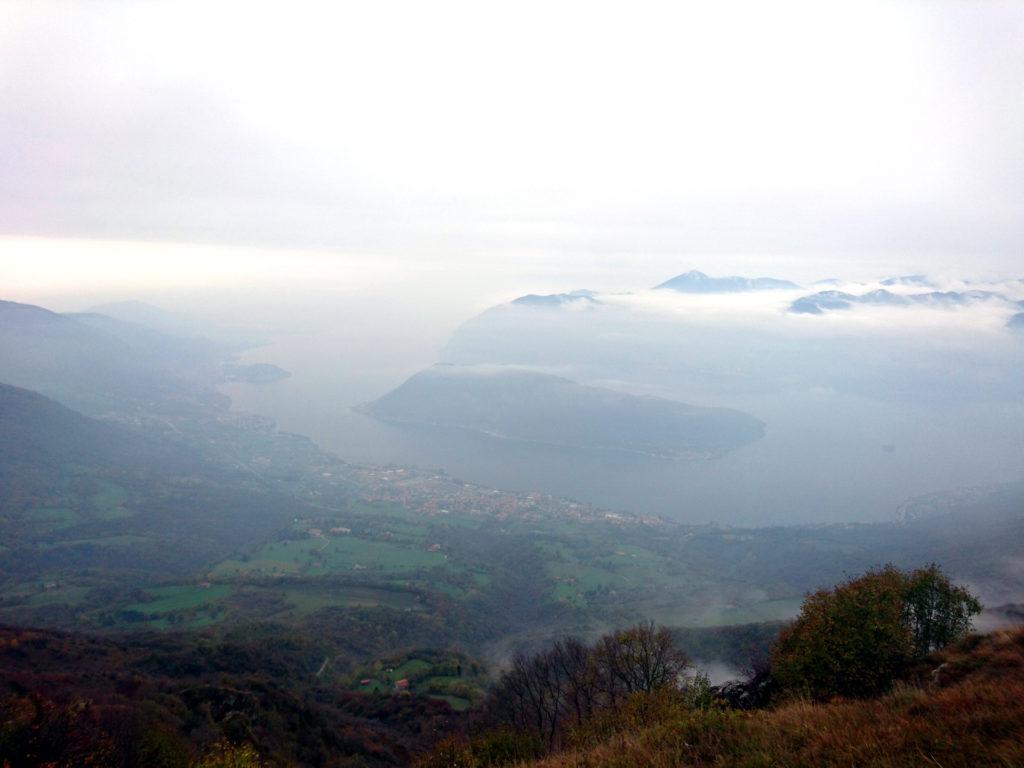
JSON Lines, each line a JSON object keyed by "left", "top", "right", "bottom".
{"left": 486, "top": 623, "right": 689, "bottom": 750}
{"left": 549, "top": 636, "right": 599, "bottom": 724}
{"left": 489, "top": 646, "right": 568, "bottom": 749}
{"left": 592, "top": 622, "right": 690, "bottom": 704}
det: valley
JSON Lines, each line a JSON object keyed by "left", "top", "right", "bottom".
{"left": 1, "top": 294, "right": 1022, "bottom": 766}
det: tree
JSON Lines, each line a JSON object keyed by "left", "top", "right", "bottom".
{"left": 484, "top": 623, "right": 688, "bottom": 750}
{"left": 591, "top": 622, "right": 690, "bottom": 705}
{"left": 486, "top": 647, "right": 566, "bottom": 749}
{"left": 772, "top": 564, "right": 981, "bottom": 700}
{"left": 548, "top": 636, "right": 599, "bottom": 724}
{"left": 902, "top": 564, "right": 983, "bottom": 656}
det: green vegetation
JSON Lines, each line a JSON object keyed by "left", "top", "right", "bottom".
{"left": 363, "top": 366, "right": 765, "bottom": 457}
{"left": 348, "top": 650, "right": 487, "bottom": 709}
{"left": 419, "top": 568, "right": 997, "bottom": 768}
{"left": 772, "top": 564, "right": 982, "bottom": 699}
{"left": 212, "top": 535, "right": 447, "bottom": 578}
{"left": 0, "top": 624, "right": 465, "bottom": 768}
{"left": 279, "top": 584, "right": 419, "bottom": 613}
{"left": 91, "top": 479, "right": 133, "bottom": 518}
{"left": 1, "top": 373, "right": 1017, "bottom": 671}
{"left": 506, "top": 628, "right": 1024, "bottom": 768}
{"left": 1, "top": 307, "right": 1023, "bottom": 767}
{"left": 128, "top": 584, "right": 234, "bottom": 614}
{"left": 194, "top": 742, "right": 265, "bottom": 768}
{"left": 39, "top": 533, "right": 151, "bottom": 548}
{"left": 25, "top": 585, "right": 91, "bottom": 606}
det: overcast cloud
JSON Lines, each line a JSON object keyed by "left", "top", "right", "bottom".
{"left": 1, "top": 1, "right": 1023, "bottom": 275}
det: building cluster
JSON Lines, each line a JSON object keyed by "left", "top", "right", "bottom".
{"left": 351, "top": 466, "right": 666, "bottom": 528}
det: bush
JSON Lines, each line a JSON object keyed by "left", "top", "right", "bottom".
{"left": 413, "top": 731, "right": 543, "bottom": 768}
{"left": 193, "top": 741, "right": 264, "bottom": 768}
{"left": 772, "top": 564, "right": 981, "bottom": 699}
{"left": 568, "top": 687, "right": 688, "bottom": 749}
{"left": 680, "top": 670, "right": 715, "bottom": 710}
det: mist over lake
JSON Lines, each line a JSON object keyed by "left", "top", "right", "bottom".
{"left": 222, "top": 305, "right": 1024, "bottom": 526}
{"left": 5, "top": 3, "right": 1024, "bottom": 762}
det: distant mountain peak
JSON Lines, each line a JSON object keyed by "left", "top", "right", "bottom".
{"left": 655, "top": 271, "right": 799, "bottom": 293}
{"left": 880, "top": 274, "right": 933, "bottom": 287}
{"left": 790, "top": 288, "right": 1008, "bottom": 315}
{"left": 511, "top": 290, "right": 598, "bottom": 307}
{"left": 0, "top": 298, "right": 67, "bottom": 323}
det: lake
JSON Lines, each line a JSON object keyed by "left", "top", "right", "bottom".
{"left": 222, "top": 333, "right": 1024, "bottom": 526}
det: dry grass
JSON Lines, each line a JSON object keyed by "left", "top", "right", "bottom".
{"left": 527, "top": 628, "right": 1024, "bottom": 768}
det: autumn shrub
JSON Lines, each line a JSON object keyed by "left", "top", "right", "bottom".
{"left": 525, "top": 628, "right": 1024, "bottom": 768}
{"left": 413, "top": 730, "right": 543, "bottom": 768}
{"left": 469, "top": 729, "right": 545, "bottom": 766}
{"left": 193, "top": 741, "right": 265, "bottom": 768}
{"left": 567, "top": 687, "right": 687, "bottom": 750}
{"left": 772, "top": 564, "right": 981, "bottom": 699}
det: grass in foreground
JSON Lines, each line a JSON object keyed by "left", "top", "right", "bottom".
{"left": 525, "top": 628, "right": 1024, "bottom": 768}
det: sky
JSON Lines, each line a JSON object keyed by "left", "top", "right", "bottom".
{"left": 1, "top": 0, "right": 1022, "bottom": 292}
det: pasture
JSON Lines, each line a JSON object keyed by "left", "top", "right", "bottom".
{"left": 212, "top": 533, "right": 448, "bottom": 578}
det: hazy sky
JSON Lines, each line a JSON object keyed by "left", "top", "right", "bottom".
{"left": 1, "top": 1, "right": 1022, "bottom": 286}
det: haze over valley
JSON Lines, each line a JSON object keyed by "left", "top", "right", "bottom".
{"left": 2, "top": 3, "right": 1023, "bottom": 765}
{"left": 206, "top": 267, "right": 1024, "bottom": 526}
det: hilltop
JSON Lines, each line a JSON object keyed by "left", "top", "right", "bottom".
{"left": 654, "top": 270, "right": 800, "bottom": 292}
{"left": 360, "top": 366, "right": 765, "bottom": 458}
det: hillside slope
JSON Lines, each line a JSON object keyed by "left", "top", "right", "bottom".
{"left": 0, "top": 299, "right": 225, "bottom": 415}
{"left": 0, "top": 623, "right": 460, "bottom": 767}
{"left": 0, "top": 381, "right": 200, "bottom": 495}
{"left": 525, "top": 628, "right": 1024, "bottom": 768}
{"left": 362, "top": 366, "right": 765, "bottom": 457}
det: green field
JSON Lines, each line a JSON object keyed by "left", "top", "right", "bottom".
{"left": 349, "top": 654, "right": 482, "bottom": 709}
{"left": 25, "top": 585, "right": 91, "bottom": 607}
{"left": 118, "top": 581, "right": 424, "bottom": 629}
{"left": 91, "top": 480, "right": 134, "bottom": 519}
{"left": 128, "top": 584, "right": 234, "bottom": 614}
{"left": 391, "top": 659, "right": 432, "bottom": 679}
{"left": 544, "top": 541, "right": 676, "bottom": 606}
{"left": 279, "top": 585, "right": 421, "bottom": 614}
{"left": 212, "top": 534, "right": 448, "bottom": 578}
{"left": 38, "top": 534, "right": 151, "bottom": 549}
{"left": 430, "top": 694, "right": 471, "bottom": 710}
{"left": 2, "top": 469, "right": 813, "bottom": 646}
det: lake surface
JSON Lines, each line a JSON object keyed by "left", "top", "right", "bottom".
{"left": 222, "top": 334, "right": 1024, "bottom": 527}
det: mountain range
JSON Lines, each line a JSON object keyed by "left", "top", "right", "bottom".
{"left": 655, "top": 270, "right": 800, "bottom": 293}
{"left": 789, "top": 288, "right": 1007, "bottom": 315}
